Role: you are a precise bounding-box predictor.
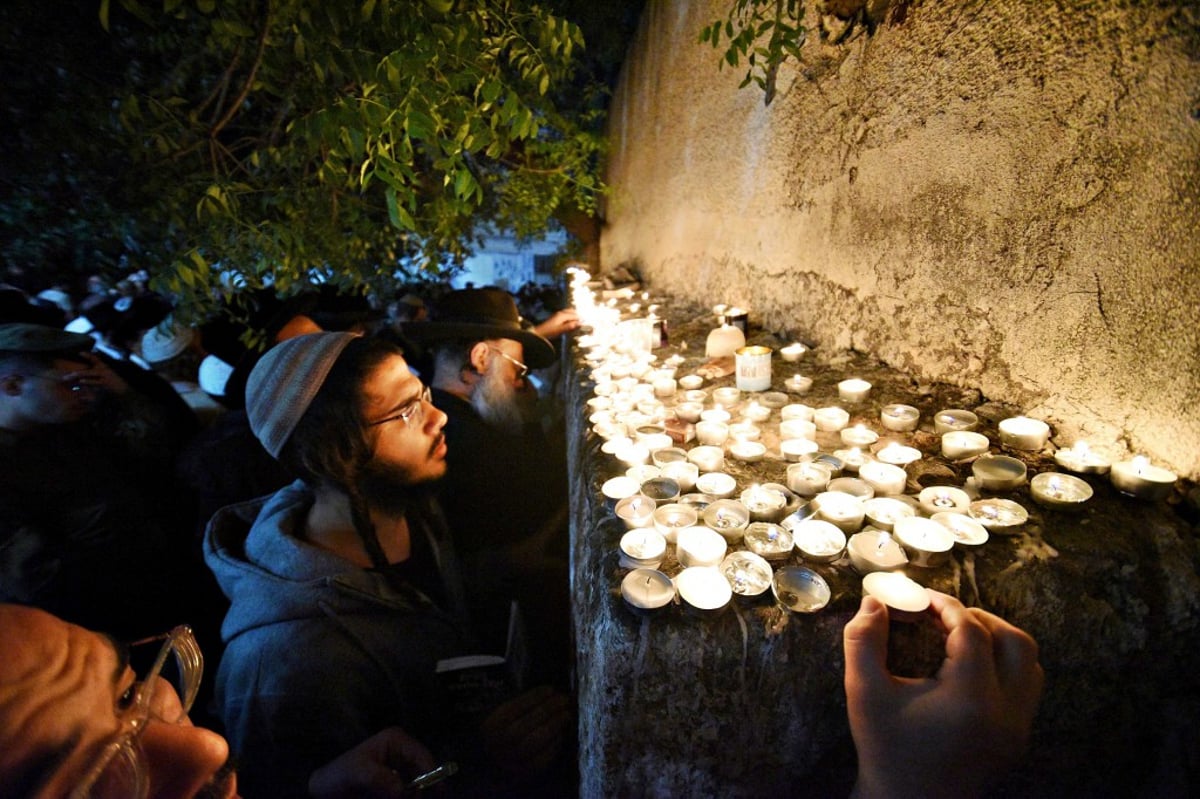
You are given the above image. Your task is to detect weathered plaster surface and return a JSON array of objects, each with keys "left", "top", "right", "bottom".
[{"left": 601, "top": 0, "right": 1200, "bottom": 479}]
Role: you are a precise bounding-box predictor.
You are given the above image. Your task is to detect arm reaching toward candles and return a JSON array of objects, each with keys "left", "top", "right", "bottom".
[
  {"left": 534, "top": 308, "right": 581, "bottom": 338},
  {"left": 843, "top": 591, "right": 1044, "bottom": 799}
]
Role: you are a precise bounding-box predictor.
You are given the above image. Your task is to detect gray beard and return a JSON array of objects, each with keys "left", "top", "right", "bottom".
[{"left": 471, "top": 359, "right": 528, "bottom": 433}]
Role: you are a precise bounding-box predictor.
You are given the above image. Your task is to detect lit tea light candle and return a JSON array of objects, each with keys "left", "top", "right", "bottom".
[
  {"left": 618, "top": 528, "right": 667, "bottom": 569},
  {"left": 760, "top": 391, "right": 790, "bottom": 409},
  {"left": 787, "top": 461, "right": 834, "bottom": 496},
  {"left": 695, "top": 421, "right": 730, "bottom": 446},
  {"left": 675, "top": 566, "right": 732, "bottom": 614},
  {"left": 639, "top": 476, "right": 681, "bottom": 506},
  {"left": 780, "top": 342, "right": 808, "bottom": 361},
  {"left": 880, "top": 404, "right": 920, "bottom": 432},
  {"left": 587, "top": 396, "right": 613, "bottom": 413},
  {"left": 741, "top": 400, "right": 771, "bottom": 422},
  {"left": 786, "top": 374, "right": 813, "bottom": 393},
  {"left": 1110, "top": 455, "right": 1177, "bottom": 501},
  {"left": 624, "top": 464, "right": 661, "bottom": 485},
  {"left": 740, "top": 483, "right": 788, "bottom": 521},
  {"left": 861, "top": 572, "right": 931, "bottom": 614},
  {"left": 651, "top": 447, "right": 688, "bottom": 467},
  {"left": 729, "top": 440, "right": 767, "bottom": 463},
  {"left": 614, "top": 494, "right": 657, "bottom": 528},
  {"left": 615, "top": 442, "right": 651, "bottom": 468},
  {"left": 941, "top": 430, "right": 990, "bottom": 460},
  {"left": 838, "top": 378, "right": 872, "bottom": 403},
  {"left": 917, "top": 486, "right": 971, "bottom": 516},
  {"left": 676, "top": 527, "right": 728, "bottom": 569},
  {"left": 930, "top": 511, "right": 989, "bottom": 548},
  {"left": 699, "top": 407, "right": 732, "bottom": 424},
  {"left": 1053, "top": 440, "right": 1112, "bottom": 475},
  {"left": 674, "top": 401, "right": 704, "bottom": 423},
  {"left": 971, "top": 455, "right": 1027, "bottom": 491},
  {"left": 652, "top": 503, "right": 699, "bottom": 544},
  {"left": 683, "top": 389, "right": 708, "bottom": 404},
  {"left": 687, "top": 445, "right": 726, "bottom": 473},
  {"left": 791, "top": 519, "right": 847, "bottom": 563},
  {"left": 743, "top": 522, "right": 795, "bottom": 561},
  {"left": 813, "top": 406, "right": 851, "bottom": 432},
  {"left": 846, "top": 529, "right": 908, "bottom": 574},
  {"left": 728, "top": 421, "right": 762, "bottom": 441},
  {"left": 772, "top": 566, "right": 832, "bottom": 613},
  {"left": 780, "top": 437, "right": 820, "bottom": 462},
  {"left": 967, "top": 498, "right": 1029, "bottom": 531},
  {"left": 875, "top": 441, "right": 922, "bottom": 467},
  {"left": 862, "top": 497, "right": 916, "bottom": 532},
  {"left": 893, "top": 517, "right": 955, "bottom": 568},
  {"left": 694, "top": 471, "right": 737, "bottom": 499},
  {"left": 832, "top": 447, "right": 871, "bottom": 474},
  {"left": 720, "top": 551, "right": 773, "bottom": 598},
  {"left": 997, "top": 415, "right": 1051, "bottom": 451},
  {"left": 779, "top": 418, "right": 817, "bottom": 441},
  {"left": 1030, "top": 471, "right": 1094, "bottom": 511},
  {"left": 812, "top": 491, "right": 866, "bottom": 534},
  {"left": 601, "top": 476, "right": 641, "bottom": 506},
  {"left": 780, "top": 403, "right": 815, "bottom": 421},
  {"left": 621, "top": 568, "right": 675, "bottom": 614},
  {"left": 933, "top": 408, "right": 979, "bottom": 433},
  {"left": 702, "top": 499, "right": 751, "bottom": 543},
  {"left": 859, "top": 461, "right": 908, "bottom": 496},
  {"left": 660, "top": 461, "right": 699, "bottom": 493},
  {"left": 678, "top": 374, "right": 704, "bottom": 390},
  {"left": 840, "top": 424, "right": 880, "bottom": 448},
  {"left": 652, "top": 376, "right": 677, "bottom": 398}
]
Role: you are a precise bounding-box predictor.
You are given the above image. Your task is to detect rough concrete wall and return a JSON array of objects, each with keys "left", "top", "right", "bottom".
[{"left": 600, "top": 0, "right": 1200, "bottom": 480}]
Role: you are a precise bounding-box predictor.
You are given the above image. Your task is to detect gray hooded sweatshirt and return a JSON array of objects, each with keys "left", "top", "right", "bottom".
[{"left": 204, "top": 480, "right": 472, "bottom": 797}]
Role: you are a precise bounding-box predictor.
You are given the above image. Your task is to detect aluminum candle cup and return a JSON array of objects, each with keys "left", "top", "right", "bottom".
[
  {"left": 862, "top": 572, "right": 931, "bottom": 615},
  {"left": 968, "top": 498, "right": 1029, "bottom": 532},
  {"left": 880, "top": 404, "right": 920, "bottom": 432},
  {"left": 846, "top": 529, "right": 909, "bottom": 574},
  {"left": 743, "top": 522, "right": 795, "bottom": 562},
  {"left": 687, "top": 445, "right": 726, "bottom": 473},
  {"left": 614, "top": 494, "right": 657, "bottom": 529},
  {"left": 618, "top": 529, "right": 667, "bottom": 569},
  {"left": 702, "top": 499, "right": 751, "bottom": 543},
  {"left": 1110, "top": 456, "right": 1177, "bottom": 500},
  {"left": 840, "top": 424, "right": 879, "bottom": 448},
  {"left": 941, "top": 431, "right": 990, "bottom": 460},
  {"left": 652, "top": 503, "right": 698, "bottom": 544},
  {"left": 660, "top": 461, "right": 699, "bottom": 493},
  {"left": 1030, "top": 472, "right": 1094, "bottom": 511},
  {"left": 651, "top": 447, "right": 688, "bottom": 468},
  {"left": 678, "top": 374, "right": 704, "bottom": 390},
  {"left": 780, "top": 419, "right": 818, "bottom": 441},
  {"left": 972, "top": 455, "right": 1027, "bottom": 491},
  {"left": 786, "top": 374, "right": 814, "bottom": 394},
  {"left": 912, "top": 483, "right": 968, "bottom": 514},
  {"left": 639, "top": 477, "right": 681, "bottom": 506},
  {"left": 874, "top": 442, "right": 922, "bottom": 467},
  {"left": 728, "top": 421, "right": 762, "bottom": 441},
  {"left": 832, "top": 447, "right": 871, "bottom": 474},
  {"left": 998, "top": 416, "right": 1051, "bottom": 451},
  {"left": 621, "top": 568, "right": 675, "bottom": 615},
  {"left": 813, "top": 406, "right": 851, "bottom": 432},
  {"left": 729, "top": 440, "right": 767, "bottom": 463},
  {"left": 931, "top": 512, "right": 989, "bottom": 548},
  {"left": 934, "top": 409, "right": 979, "bottom": 434},
  {"left": 694, "top": 471, "right": 737, "bottom": 499},
  {"left": 674, "top": 401, "right": 704, "bottom": 423},
  {"left": 712, "top": 386, "right": 742, "bottom": 407},
  {"left": 787, "top": 461, "right": 834, "bottom": 496},
  {"left": 695, "top": 421, "right": 730, "bottom": 446},
  {"left": 602, "top": 476, "right": 641, "bottom": 508},
  {"left": 676, "top": 527, "right": 728, "bottom": 569},
  {"left": 812, "top": 491, "right": 866, "bottom": 534},
  {"left": 862, "top": 497, "right": 917, "bottom": 532},
  {"left": 741, "top": 401, "right": 772, "bottom": 422},
  {"left": 1054, "top": 441, "right": 1112, "bottom": 475},
  {"left": 780, "top": 404, "right": 815, "bottom": 422},
  {"left": 720, "top": 551, "right": 774, "bottom": 600},
  {"left": 675, "top": 566, "right": 733, "bottom": 616},
  {"left": 760, "top": 391, "right": 790, "bottom": 409},
  {"left": 740, "top": 484, "right": 789, "bottom": 522},
  {"left": 780, "top": 342, "right": 808, "bottom": 362},
  {"left": 699, "top": 407, "right": 732, "bottom": 424},
  {"left": 780, "top": 437, "right": 820, "bottom": 462},
  {"left": 893, "top": 517, "right": 955, "bottom": 568},
  {"left": 859, "top": 461, "right": 908, "bottom": 496},
  {"left": 827, "top": 477, "right": 875, "bottom": 499},
  {"left": 773, "top": 566, "right": 832, "bottom": 613},
  {"left": 837, "top": 378, "right": 872, "bottom": 403},
  {"left": 791, "top": 519, "right": 848, "bottom": 563}
]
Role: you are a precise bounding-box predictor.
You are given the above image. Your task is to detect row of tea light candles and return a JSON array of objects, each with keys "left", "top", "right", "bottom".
[{"left": 568, "top": 269, "right": 1181, "bottom": 613}]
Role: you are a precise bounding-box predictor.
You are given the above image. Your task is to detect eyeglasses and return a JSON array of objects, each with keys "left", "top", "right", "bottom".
[
  {"left": 488, "top": 347, "right": 528, "bottom": 379},
  {"left": 368, "top": 383, "right": 432, "bottom": 428},
  {"left": 70, "top": 626, "right": 204, "bottom": 799}
]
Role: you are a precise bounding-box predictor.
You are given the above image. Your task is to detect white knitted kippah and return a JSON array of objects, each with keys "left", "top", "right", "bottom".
[{"left": 246, "top": 331, "right": 361, "bottom": 458}]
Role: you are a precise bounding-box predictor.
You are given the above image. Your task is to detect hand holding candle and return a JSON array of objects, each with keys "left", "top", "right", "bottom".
[{"left": 843, "top": 591, "right": 1044, "bottom": 799}]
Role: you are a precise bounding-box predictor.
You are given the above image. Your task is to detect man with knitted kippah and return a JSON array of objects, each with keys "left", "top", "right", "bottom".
[{"left": 203, "top": 332, "right": 572, "bottom": 797}]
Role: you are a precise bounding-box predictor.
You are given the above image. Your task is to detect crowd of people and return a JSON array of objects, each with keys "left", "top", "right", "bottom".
[{"left": 0, "top": 273, "right": 1044, "bottom": 798}]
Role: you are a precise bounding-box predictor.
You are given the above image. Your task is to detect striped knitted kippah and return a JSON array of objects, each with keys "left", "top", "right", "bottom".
[{"left": 245, "top": 331, "right": 360, "bottom": 458}]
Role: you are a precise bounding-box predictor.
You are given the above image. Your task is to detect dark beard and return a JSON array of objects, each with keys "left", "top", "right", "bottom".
[{"left": 358, "top": 461, "right": 439, "bottom": 518}]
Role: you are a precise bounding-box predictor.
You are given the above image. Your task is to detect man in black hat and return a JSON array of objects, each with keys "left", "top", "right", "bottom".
[{"left": 403, "top": 287, "right": 575, "bottom": 686}]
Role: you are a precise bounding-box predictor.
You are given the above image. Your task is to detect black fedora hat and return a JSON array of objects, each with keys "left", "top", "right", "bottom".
[{"left": 402, "top": 287, "right": 555, "bottom": 368}]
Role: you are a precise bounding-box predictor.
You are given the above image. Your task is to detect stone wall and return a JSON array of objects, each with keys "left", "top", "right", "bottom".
[{"left": 599, "top": 0, "right": 1200, "bottom": 480}]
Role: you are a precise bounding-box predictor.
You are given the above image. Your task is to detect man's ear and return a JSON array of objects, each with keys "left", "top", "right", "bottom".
[{"left": 467, "top": 341, "right": 491, "bottom": 375}]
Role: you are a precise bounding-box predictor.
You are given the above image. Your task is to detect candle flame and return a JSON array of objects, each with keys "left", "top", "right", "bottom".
[{"left": 1132, "top": 455, "right": 1149, "bottom": 474}]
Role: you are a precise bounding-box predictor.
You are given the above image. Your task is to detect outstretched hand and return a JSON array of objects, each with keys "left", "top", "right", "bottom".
[
  {"left": 843, "top": 590, "right": 1043, "bottom": 799},
  {"left": 307, "top": 727, "right": 437, "bottom": 798},
  {"left": 533, "top": 309, "right": 581, "bottom": 339}
]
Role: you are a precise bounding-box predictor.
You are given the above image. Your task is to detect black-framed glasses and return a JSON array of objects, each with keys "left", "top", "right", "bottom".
[
  {"left": 70, "top": 626, "right": 204, "bottom": 799},
  {"left": 488, "top": 347, "right": 528, "bottom": 378},
  {"left": 368, "top": 383, "right": 432, "bottom": 428}
]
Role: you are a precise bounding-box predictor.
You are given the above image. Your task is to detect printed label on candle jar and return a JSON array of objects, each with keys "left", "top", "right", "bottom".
[{"left": 735, "top": 346, "right": 772, "bottom": 392}]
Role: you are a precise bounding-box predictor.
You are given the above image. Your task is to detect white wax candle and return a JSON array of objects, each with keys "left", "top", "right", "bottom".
[
  {"left": 934, "top": 409, "right": 979, "bottom": 433},
  {"left": 1030, "top": 471, "right": 1093, "bottom": 511},
  {"left": 674, "top": 401, "right": 704, "bottom": 423},
  {"left": 675, "top": 566, "right": 733, "bottom": 611},
  {"left": 741, "top": 401, "right": 771, "bottom": 422},
  {"left": 728, "top": 421, "right": 762, "bottom": 441},
  {"left": 621, "top": 568, "right": 675, "bottom": 612},
  {"left": 813, "top": 406, "right": 851, "bottom": 432},
  {"left": 652, "top": 377, "right": 677, "bottom": 398},
  {"left": 875, "top": 441, "right": 922, "bottom": 466},
  {"left": 812, "top": 491, "right": 866, "bottom": 534},
  {"left": 917, "top": 485, "right": 971, "bottom": 516},
  {"left": 660, "top": 461, "right": 699, "bottom": 493},
  {"left": 619, "top": 528, "right": 667, "bottom": 563},
  {"left": 699, "top": 407, "right": 732, "bottom": 424},
  {"left": 686, "top": 445, "right": 726, "bottom": 473},
  {"left": 780, "top": 403, "right": 815, "bottom": 421},
  {"left": 780, "top": 342, "right": 808, "bottom": 361},
  {"left": 840, "top": 424, "right": 880, "bottom": 448},
  {"left": 694, "top": 471, "right": 737, "bottom": 498},
  {"left": 1053, "top": 441, "right": 1112, "bottom": 475},
  {"left": 780, "top": 437, "right": 820, "bottom": 462},
  {"left": 614, "top": 494, "right": 657, "bottom": 528},
  {"left": 652, "top": 503, "right": 698, "bottom": 543},
  {"left": 862, "top": 572, "right": 931, "bottom": 613},
  {"left": 862, "top": 497, "right": 916, "bottom": 532},
  {"left": 729, "top": 440, "right": 767, "bottom": 462},
  {"left": 712, "top": 386, "right": 742, "bottom": 407},
  {"left": 780, "top": 418, "right": 817, "bottom": 440},
  {"left": 998, "top": 416, "right": 1051, "bottom": 451},
  {"left": 740, "top": 484, "right": 787, "bottom": 519},
  {"left": 931, "top": 511, "right": 989, "bottom": 547},
  {"left": 1110, "top": 456, "right": 1177, "bottom": 500},
  {"left": 832, "top": 447, "right": 871, "bottom": 474},
  {"left": 678, "top": 374, "right": 704, "bottom": 390},
  {"left": 676, "top": 527, "right": 728, "bottom": 569},
  {"left": 702, "top": 499, "right": 751, "bottom": 542},
  {"left": 893, "top": 517, "right": 955, "bottom": 568},
  {"left": 941, "top": 431, "right": 990, "bottom": 460},
  {"left": 787, "top": 461, "right": 833, "bottom": 496},
  {"left": 695, "top": 421, "right": 730, "bottom": 446},
  {"left": 838, "top": 378, "right": 872, "bottom": 403},
  {"left": 602, "top": 476, "right": 640, "bottom": 504},
  {"left": 859, "top": 461, "right": 907, "bottom": 495},
  {"left": 880, "top": 404, "right": 920, "bottom": 432},
  {"left": 846, "top": 530, "right": 908, "bottom": 574},
  {"left": 786, "top": 374, "right": 813, "bottom": 394},
  {"left": 791, "top": 519, "right": 847, "bottom": 563}
]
